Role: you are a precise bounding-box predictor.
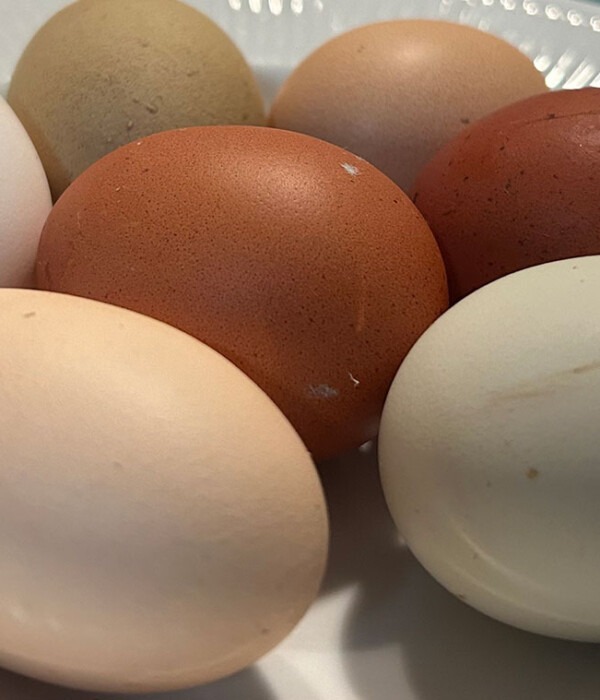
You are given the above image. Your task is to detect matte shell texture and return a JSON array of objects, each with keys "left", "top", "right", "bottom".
[
  {"left": 36, "top": 126, "right": 448, "bottom": 461},
  {"left": 0, "top": 96, "right": 51, "bottom": 287},
  {"left": 379, "top": 256, "right": 600, "bottom": 642},
  {"left": 7, "top": 0, "right": 265, "bottom": 200},
  {"left": 270, "top": 20, "right": 547, "bottom": 192},
  {"left": 413, "top": 87, "right": 600, "bottom": 302},
  {"left": 0, "top": 289, "right": 328, "bottom": 693}
]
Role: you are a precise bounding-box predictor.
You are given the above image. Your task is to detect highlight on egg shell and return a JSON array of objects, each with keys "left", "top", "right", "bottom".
[
  {"left": 412, "top": 87, "right": 600, "bottom": 303},
  {"left": 7, "top": 0, "right": 266, "bottom": 200},
  {"left": 379, "top": 256, "right": 600, "bottom": 642},
  {"left": 0, "top": 95, "right": 51, "bottom": 287},
  {"left": 270, "top": 19, "right": 547, "bottom": 193},
  {"left": 36, "top": 124, "right": 448, "bottom": 461},
  {"left": 0, "top": 288, "right": 328, "bottom": 693}
]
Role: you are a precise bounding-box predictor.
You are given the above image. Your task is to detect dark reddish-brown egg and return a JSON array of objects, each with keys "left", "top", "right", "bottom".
[
  {"left": 36, "top": 126, "right": 448, "bottom": 460},
  {"left": 412, "top": 87, "right": 600, "bottom": 303}
]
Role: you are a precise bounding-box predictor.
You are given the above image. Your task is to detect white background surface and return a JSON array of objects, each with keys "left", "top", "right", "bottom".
[{"left": 0, "top": 1, "right": 599, "bottom": 698}]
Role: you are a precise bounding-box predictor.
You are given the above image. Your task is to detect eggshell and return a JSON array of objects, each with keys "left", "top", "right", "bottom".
[
  {"left": 0, "top": 95, "right": 51, "bottom": 287},
  {"left": 412, "top": 87, "right": 600, "bottom": 302},
  {"left": 36, "top": 125, "right": 448, "bottom": 461},
  {"left": 8, "top": 0, "right": 265, "bottom": 200},
  {"left": 0, "top": 289, "right": 328, "bottom": 693},
  {"left": 379, "top": 256, "right": 600, "bottom": 642},
  {"left": 270, "top": 20, "right": 547, "bottom": 192}
]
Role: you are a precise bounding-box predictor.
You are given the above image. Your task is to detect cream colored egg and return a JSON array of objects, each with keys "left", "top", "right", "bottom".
[
  {"left": 379, "top": 256, "right": 600, "bottom": 641},
  {"left": 0, "top": 96, "right": 51, "bottom": 286},
  {"left": 0, "top": 289, "right": 327, "bottom": 693},
  {"left": 270, "top": 20, "right": 547, "bottom": 192}
]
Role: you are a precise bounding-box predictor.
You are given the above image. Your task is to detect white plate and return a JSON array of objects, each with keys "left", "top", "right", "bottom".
[{"left": 1, "top": 1, "right": 599, "bottom": 699}]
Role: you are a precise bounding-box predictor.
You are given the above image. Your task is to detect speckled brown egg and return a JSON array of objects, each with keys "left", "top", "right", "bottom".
[
  {"left": 36, "top": 126, "right": 448, "bottom": 461},
  {"left": 8, "top": 0, "right": 265, "bottom": 200},
  {"left": 270, "top": 20, "right": 547, "bottom": 193},
  {"left": 412, "top": 88, "right": 600, "bottom": 302}
]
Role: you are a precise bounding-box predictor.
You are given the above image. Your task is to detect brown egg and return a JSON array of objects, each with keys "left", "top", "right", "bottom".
[
  {"left": 36, "top": 126, "right": 448, "bottom": 461},
  {"left": 8, "top": 0, "right": 265, "bottom": 200},
  {"left": 412, "top": 88, "right": 600, "bottom": 302},
  {"left": 270, "top": 20, "right": 547, "bottom": 193}
]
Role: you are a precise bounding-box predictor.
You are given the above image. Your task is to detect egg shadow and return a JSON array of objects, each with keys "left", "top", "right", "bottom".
[
  {"left": 317, "top": 443, "right": 404, "bottom": 596},
  {"left": 0, "top": 665, "right": 276, "bottom": 700},
  {"left": 326, "top": 452, "right": 600, "bottom": 700}
]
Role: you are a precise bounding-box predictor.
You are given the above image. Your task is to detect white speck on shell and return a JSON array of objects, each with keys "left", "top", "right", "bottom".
[
  {"left": 341, "top": 162, "right": 360, "bottom": 176},
  {"left": 308, "top": 384, "right": 339, "bottom": 399}
]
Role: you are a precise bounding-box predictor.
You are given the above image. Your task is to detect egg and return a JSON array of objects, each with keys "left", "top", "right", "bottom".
[
  {"left": 412, "top": 87, "right": 600, "bottom": 302},
  {"left": 0, "top": 289, "right": 328, "bottom": 693},
  {"left": 379, "top": 256, "right": 600, "bottom": 641},
  {"left": 36, "top": 125, "right": 448, "bottom": 461},
  {"left": 7, "top": 0, "right": 265, "bottom": 200},
  {"left": 0, "top": 95, "right": 51, "bottom": 287},
  {"left": 269, "top": 20, "right": 547, "bottom": 192}
]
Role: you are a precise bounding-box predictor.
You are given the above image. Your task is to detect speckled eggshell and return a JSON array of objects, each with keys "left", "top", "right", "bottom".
[
  {"left": 270, "top": 20, "right": 547, "bottom": 192},
  {"left": 36, "top": 125, "right": 448, "bottom": 461},
  {"left": 0, "top": 288, "right": 328, "bottom": 693},
  {"left": 412, "top": 88, "right": 600, "bottom": 302},
  {"left": 0, "top": 96, "right": 51, "bottom": 287},
  {"left": 8, "top": 0, "right": 265, "bottom": 200}
]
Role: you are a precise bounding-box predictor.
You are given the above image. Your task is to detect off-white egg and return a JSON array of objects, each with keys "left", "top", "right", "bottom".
[
  {"left": 0, "top": 289, "right": 328, "bottom": 693},
  {"left": 0, "top": 96, "right": 51, "bottom": 286},
  {"left": 379, "top": 256, "right": 600, "bottom": 641}
]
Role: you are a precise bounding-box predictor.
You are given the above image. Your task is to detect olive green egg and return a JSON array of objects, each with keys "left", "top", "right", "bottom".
[{"left": 8, "top": 0, "right": 266, "bottom": 200}]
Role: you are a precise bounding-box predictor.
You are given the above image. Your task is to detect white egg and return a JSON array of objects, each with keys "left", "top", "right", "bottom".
[
  {"left": 0, "top": 289, "right": 328, "bottom": 693},
  {"left": 0, "top": 96, "right": 51, "bottom": 286},
  {"left": 379, "top": 256, "right": 600, "bottom": 641}
]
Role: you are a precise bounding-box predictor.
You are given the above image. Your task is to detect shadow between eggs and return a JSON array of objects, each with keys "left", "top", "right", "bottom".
[
  {"left": 317, "top": 442, "right": 403, "bottom": 596},
  {"left": 319, "top": 445, "right": 600, "bottom": 700}
]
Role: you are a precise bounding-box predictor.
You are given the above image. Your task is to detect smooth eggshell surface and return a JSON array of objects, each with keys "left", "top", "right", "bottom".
[
  {"left": 379, "top": 256, "right": 600, "bottom": 642},
  {"left": 270, "top": 20, "right": 547, "bottom": 192},
  {"left": 36, "top": 125, "right": 448, "bottom": 461},
  {"left": 8, "top": 0, "right": 265, "bottom": 200},
  {"left": 0, "top": 95, "right": 51, "bottom": 286},
  {"left": 412, "top": 87, "right": 600, "bottom": 302},
  {"left": 0, "top": 289, "right": 328, "bottom": 693}
]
